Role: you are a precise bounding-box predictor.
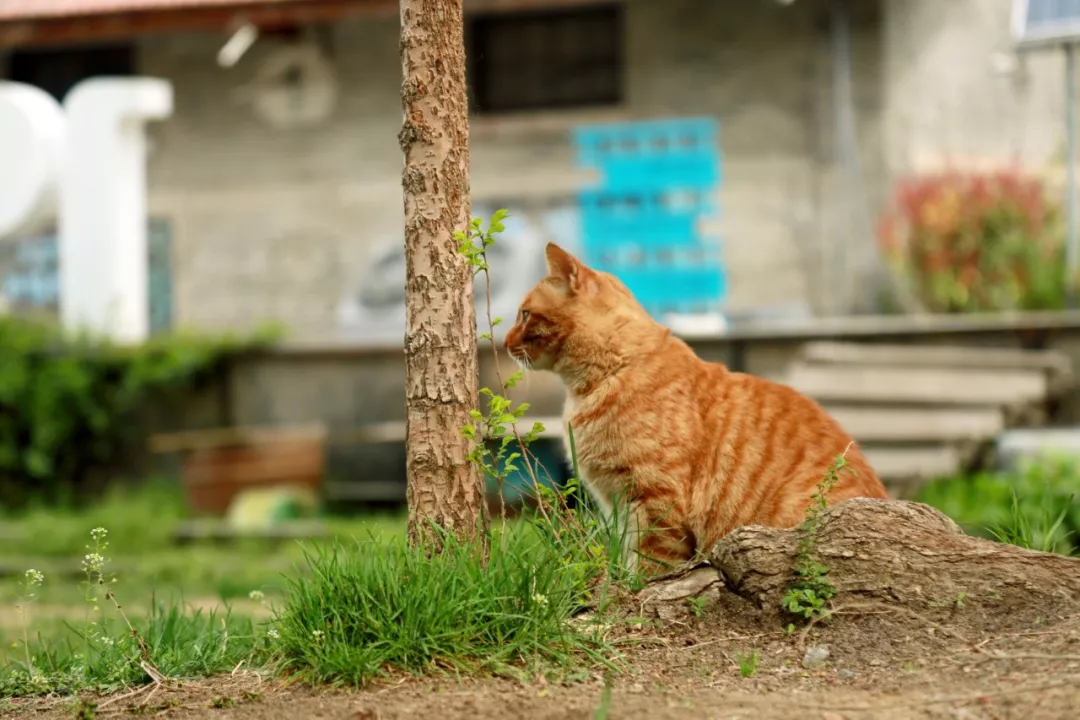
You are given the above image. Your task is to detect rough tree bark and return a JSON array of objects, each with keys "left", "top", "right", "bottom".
[
  {"left": 398, "top": 0, "right": 486, "bottom": 551},
  {"left": 707, "top": 499, "right": 1080, "bottom": 611},
  {"left": 637, "top": 499, "right": 1080, "bottom": 631}
]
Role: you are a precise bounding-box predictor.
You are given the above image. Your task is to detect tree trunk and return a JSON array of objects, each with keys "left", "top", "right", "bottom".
[
  {"left": 709, "top": 499, "right": 1080, "bottom": 612},
  {"left": 398, "top": 0, "right": 486, "bottom": 551},
  {"left": 635, "top": 500, "right": 1080, "bottom": 637}
]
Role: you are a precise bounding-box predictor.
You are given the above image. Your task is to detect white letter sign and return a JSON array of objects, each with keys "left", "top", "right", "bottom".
[{"left": 0, "top": 77, "right": 173, "bottom": 343}]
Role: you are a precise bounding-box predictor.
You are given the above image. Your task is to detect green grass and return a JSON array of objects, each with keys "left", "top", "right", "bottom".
[
  {"left": 271, "top": 475, "right": 637, "bottom": 687},
  {"left": 987, "top": 487, "right": 1075, "bottom": 554},
  {"left": 0, "top": 480, "right": 407, "bottom": 694},
  {"left": 1, "top": 519, "right": 271, "bottom": 696},
  {"left": 915, "top": 455, "right": 1079, "bottom": 556},
  {"left": 1, "top": 479, "right": 404, "bottom": 559},
  {"left": 1, "top": 602, "right": 266, "bottom": 696},
  {"left": 271, "top": 524, "right": 618, "bottom": 686},
  {"left": 1, "top": 475, "right": 635, "bottom": 696},
  {"left": 593, "top": 675, "right": 613, "bottom": 719},
  {"left": 2, "top": 525, "right": 403, "bottom": 608},
  {"left": 0, "top": 479, "right": 404, "bottom": 611},
  {"left": 2, "top": 480, "right": 190, "bottom": 558}
]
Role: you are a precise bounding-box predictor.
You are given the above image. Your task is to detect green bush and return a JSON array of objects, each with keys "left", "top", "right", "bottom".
[
  {"left": 0, "top": 315, "right": 281, "bottom": 507},
  {"left": 878, "top": 170, "right": 1071, "bottom": 313}
]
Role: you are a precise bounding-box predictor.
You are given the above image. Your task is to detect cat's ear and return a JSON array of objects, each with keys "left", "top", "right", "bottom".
[
  {"left": 545, "top": 243, "right": 597, "bottom": 294},
  {"left": 545, "top": 242, "right": 579, "bottom": 281}
]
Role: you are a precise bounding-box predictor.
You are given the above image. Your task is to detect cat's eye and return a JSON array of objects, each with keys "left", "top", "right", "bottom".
[{"left": 520, "top": 309, "right": 531, "bottom": 322}]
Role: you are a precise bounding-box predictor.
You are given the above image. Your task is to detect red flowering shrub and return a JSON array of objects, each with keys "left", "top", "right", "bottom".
[{"left": 878, "top": 169, "right": 1068, "bottom": 313}]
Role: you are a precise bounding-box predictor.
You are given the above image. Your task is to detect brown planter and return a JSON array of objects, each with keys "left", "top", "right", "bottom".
[{"left": 153, "top": 424, "right": 328, "bottom": 517}]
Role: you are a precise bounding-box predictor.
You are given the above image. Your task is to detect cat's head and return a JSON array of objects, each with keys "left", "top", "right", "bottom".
[{"left": 503, "top": 243, "right": 653, "bottom": 372}]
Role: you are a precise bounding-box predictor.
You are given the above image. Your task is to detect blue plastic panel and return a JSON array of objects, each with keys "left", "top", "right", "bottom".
[
  {"left": 573, "top": 116, "right": 728, "bottom": 318},
  {"left": 573, "top": 117, "right": 722, "bottom": 192},
  {"left": 578, "top": 188, "right": 719, "bottom": 252}
]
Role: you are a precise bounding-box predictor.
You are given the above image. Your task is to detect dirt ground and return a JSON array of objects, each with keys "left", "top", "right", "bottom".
[{"left": 8, "top": 583, "right": 1080, "bottom": 720}]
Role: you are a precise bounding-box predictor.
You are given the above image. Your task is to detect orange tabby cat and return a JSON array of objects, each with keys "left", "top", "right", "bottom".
[{"left": 503, "top": 243, "right": 889, "bottom": 574}]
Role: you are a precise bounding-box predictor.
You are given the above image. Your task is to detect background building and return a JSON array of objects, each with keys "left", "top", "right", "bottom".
[{"left": 0, "top": 0, "right": 1071, "bottom": 339}]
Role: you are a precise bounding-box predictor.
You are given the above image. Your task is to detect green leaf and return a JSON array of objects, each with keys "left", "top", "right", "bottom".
[{"left": 490, "top": 208, "right": 509, "bottom": 234}]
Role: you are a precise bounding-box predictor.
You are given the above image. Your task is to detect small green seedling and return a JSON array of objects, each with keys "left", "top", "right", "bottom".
[
  {"left": 780, "top": 450, "right": 851, "bottom": 622},
  {"left": 686, "top": 596, "right": 708, "bottom": 618},
  {"left": 736, "top": 650, "right": 760, "bottom": 678}
]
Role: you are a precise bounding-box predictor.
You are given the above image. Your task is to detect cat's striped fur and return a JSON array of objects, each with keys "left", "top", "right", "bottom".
[{"left": 503, "top": 243, "right": 889, "bottom": 574}]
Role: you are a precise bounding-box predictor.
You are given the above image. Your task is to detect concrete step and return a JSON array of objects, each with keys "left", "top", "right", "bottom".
[
  {"left": 783, "top": 364, "right": 1048, "bottom": 407},
  {"left": 862, "top": 444, "right": 963, "bottom": 482},
  {"left": 798, "top": 341, "right": 1073, "bottom": 394},
  {"left": 824, "top": 405, "right": 1005, "bottom": 443}
]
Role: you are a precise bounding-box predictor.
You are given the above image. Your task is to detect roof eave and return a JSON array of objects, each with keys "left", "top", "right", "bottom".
[{"left": 0, "top": 0, "right": 393, "bottom": 50}]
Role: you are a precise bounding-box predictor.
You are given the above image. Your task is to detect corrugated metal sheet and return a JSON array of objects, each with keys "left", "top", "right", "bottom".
[{"left": 0, "top": 1, "right": 292, "bottom": 23}]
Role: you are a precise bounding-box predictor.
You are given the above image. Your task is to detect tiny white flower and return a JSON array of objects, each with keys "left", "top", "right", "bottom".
[
  {"left": 312, "top": 630, "right": 325, "bottom": 643},
  {"left": 267, "top": 628, "right": 280, "bottom": 640},
  {"left": 91, "top": 527, "right": 108, "bottom": 541},
  {"left": 82, "top": 552, "right": 106, "bottom": 573},
  {"left": 24, "top": 569, "right": 44, "bottom": 586},
  {"left": 248, "top": 590, "right": 265, "bottom": 602},
  {"left": 532, "top": 593, "right": 548, "bottom": 607}
]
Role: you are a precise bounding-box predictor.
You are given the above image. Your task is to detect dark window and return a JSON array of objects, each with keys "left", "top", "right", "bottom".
[
  {"left": 7, "top": 43, "right": 135, "bottom": 102},
  {"left": 466, "top": 4, "right": 623, "bottom": 115}
]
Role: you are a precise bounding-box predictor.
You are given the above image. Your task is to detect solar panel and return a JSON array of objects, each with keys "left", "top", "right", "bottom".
[{"left": 1013, "top": 0, "right": 1080, "bottom": 48}]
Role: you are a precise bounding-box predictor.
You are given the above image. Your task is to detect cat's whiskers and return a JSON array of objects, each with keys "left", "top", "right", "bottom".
[
  {"left": 509, "top": 351, "right": 536, "bottom": 389},
  {"left": 521, "top": 354, "right": 535, "bottom": 389}
]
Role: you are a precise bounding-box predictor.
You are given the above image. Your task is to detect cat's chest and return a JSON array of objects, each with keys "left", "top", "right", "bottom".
[{"left": 560, "top": 396, "right": 632, "bottom": 494}]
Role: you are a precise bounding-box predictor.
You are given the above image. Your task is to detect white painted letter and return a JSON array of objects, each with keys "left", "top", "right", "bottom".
[
  {"left": 60, "top": 77, "right": 173, "bottom": 342},
  {"left": 0, "top": 82, "right": 65, "bottom": 239}
]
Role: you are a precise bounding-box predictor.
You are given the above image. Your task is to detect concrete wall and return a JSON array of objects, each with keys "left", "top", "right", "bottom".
[
  {"left": 135, "top": 0, "right": 885, "bottom": 338},
  {"left": 882, "top": 0, "right": 1071, "bottom": 177}
]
